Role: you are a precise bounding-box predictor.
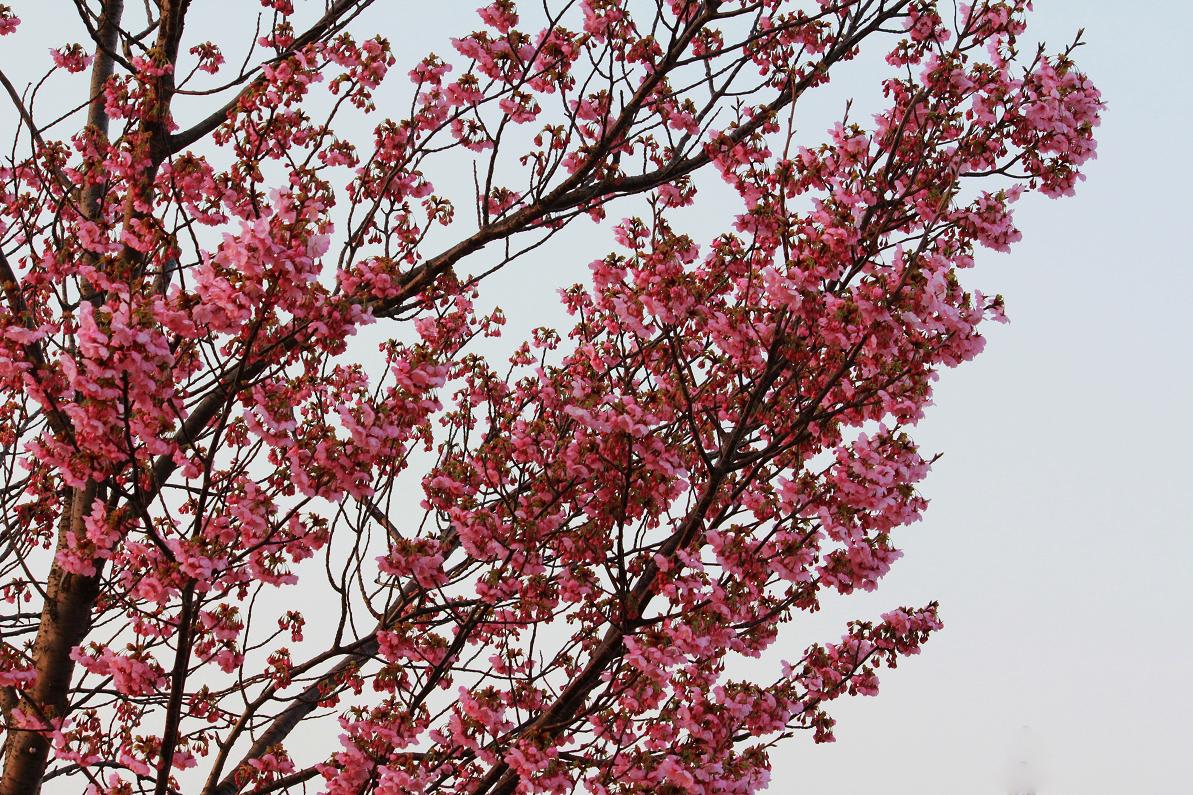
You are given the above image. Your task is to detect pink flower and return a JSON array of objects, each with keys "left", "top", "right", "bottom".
[
  {"left": 50, "top": 44, "right": 93, "bottom": 73},
  {"left": 0, "top": 6, "right": 18, "bottom": 35}
]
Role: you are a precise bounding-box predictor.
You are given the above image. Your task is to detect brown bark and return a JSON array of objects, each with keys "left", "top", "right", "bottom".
[
  {"left": 0, "top": 485, "right": 100, "bottom": 795},
  {"left": 0, "top": 1, "right": 124, "bottom": 790}
]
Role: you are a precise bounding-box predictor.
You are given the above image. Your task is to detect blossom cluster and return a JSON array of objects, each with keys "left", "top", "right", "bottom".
[{"left": 0, "top": 1, "right": 1099, "bottom": 793}]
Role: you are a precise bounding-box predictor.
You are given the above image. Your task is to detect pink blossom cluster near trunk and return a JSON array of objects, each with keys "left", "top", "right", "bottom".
[{"left": 0, "top": 1, "right": 1099, "bottom": 793}]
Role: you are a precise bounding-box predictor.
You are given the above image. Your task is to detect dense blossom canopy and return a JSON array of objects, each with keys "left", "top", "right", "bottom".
[{"left": 0, "top": 1, "right": 1099, "bottom": 793}]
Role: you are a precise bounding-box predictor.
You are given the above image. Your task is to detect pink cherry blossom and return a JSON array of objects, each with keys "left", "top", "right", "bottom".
[{"left": 0, "top": 2, "right": 1100, "bottom": 793}]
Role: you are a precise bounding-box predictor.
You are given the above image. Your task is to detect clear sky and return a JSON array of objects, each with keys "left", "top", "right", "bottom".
[{"left": 3, "top": 2, "right": 1190, "bottom": 793}]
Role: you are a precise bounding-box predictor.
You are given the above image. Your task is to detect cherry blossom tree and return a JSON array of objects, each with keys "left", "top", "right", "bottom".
[{"left": 0, "top": 0, "right": 1100, "bottom": 792}]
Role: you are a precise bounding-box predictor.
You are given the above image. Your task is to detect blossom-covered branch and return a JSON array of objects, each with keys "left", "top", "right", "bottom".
[{"left": 0, "top": 1, "right": 1100, "bottom": 793}]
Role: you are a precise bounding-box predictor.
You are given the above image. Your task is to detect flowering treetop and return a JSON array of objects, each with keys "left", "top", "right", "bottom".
[{"left": 0, "top": 1, "right": 1099, "bottom": 793}]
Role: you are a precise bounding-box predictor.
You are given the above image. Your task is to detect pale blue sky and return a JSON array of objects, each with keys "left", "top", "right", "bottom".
[{"left": 3, "top": 2, "right": 1190, "bottom": 793}]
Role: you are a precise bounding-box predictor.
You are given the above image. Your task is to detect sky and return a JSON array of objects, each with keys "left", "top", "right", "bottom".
[{"left": 3, "top": 1, "right": 1191, "bottom": 793}]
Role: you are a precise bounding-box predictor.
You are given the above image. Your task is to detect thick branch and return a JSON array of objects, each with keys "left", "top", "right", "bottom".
[
  {"left": 80, "top": 0, "right": 125, "bottom": 220},
  {"left": 0, "top": 485, "right": 101, "bottom": 795}
]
